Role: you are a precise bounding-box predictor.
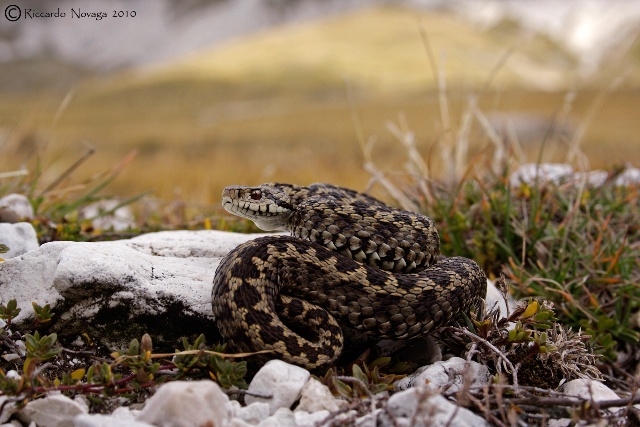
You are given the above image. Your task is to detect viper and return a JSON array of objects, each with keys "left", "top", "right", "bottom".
[{"left": 212, "top": 183, "right": 487, "bottom": 369}]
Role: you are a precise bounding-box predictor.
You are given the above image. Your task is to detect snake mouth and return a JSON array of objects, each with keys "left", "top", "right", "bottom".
[
  {"left": 222, "top": 196, "right": 286, "bottom": 217},
  {"left": 221, "top": 185, "right": 294, "bottom": 231}
]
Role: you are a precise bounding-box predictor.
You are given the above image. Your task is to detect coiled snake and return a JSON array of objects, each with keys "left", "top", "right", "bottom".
[{"left": 212, "top": 183, "right": 487, "bottom": 369}]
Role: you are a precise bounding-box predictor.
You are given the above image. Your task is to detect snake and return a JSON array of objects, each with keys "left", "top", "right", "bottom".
[{"left": 212, "top": 183, "right": 487, "bottom": 369}]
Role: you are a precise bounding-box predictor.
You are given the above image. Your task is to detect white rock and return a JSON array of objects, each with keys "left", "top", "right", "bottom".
[
  {"left": 80, "top": 200, "right": 135, "bottom": 232},
  {"left": 293, "top": 410, "right": 330, "bottom": 427},
  {"left": 295, "top": 378, "right": 343, "bottom": 413},
  {"left": 0, "top": 396, "right": 18, "bottom": 424},
  {"left": 546, "top": 420, "right": 571, "bottom": 427},
  {"left": 234, "top": 401, "right": 270, "bottom": 424},
  {"left": 259, "top": 408, "right": 296, "bottom": 427},
  {"left": 560, "top": 379, "right": 624, "bottom": 413},
  {"left": 573, "top": 170, "right": 609, "bottom": 187},
  {"left": 74, "top": 413, "right": 153, "bottom": 427},
  {"left": 485, "top": 279, "right": 517, "bottom": 319},
  {"left": 0, "top": 230, "right": 270, "bottom": 347},
  {"left": 137, "top": 380, "right": 232, "bottom": 427},
  {"left": 387, "top": 388, "right": 489, "bottom": 427},
  {"left": 245, "top": 360, "right": 311, "bottom": 415},
  {"left": 0, "top": 194, "right": 34, "bottom": 219},
  {"left": 394, "top": 357, "right": 491, "bottom": 393},
  {"left": 511, "top": 164, "right": 640, "bottom": 188},
  {"left": 614, "top": 167, "right": 640, "bottom": 186},
  {"left": 0, "top": 223, "right": 39, "bottom": 259},
  {"left": 510, "top": 163, "right": 574, "bottom": 187},
  {"left": 74, "top": 405, "right": 144, "bottom": 427},
  {"left": 560, "top": 379, "right": 620, "bottom": 401},
  {"left": 228, "top": 419, "right": 253, "bottom": 427},
  {"left": 20, "top": 394, "right": 88, "bottom": 427}
]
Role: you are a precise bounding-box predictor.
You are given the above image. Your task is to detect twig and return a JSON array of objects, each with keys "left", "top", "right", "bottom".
[
  {"left": 39, "top": 142, "right": 96, "bottom": 196},
  {"left": 446, "top": 327, "right": 519, "bottom": 388}
]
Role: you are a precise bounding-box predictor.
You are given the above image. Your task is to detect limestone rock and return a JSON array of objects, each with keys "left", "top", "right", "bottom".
[
  {"left": 20, "top": 393, "right": 88, "bottom": 427},
  {"left": 245, "top": 360, "right": 311, "bottom": 415},
  {"left": 394, "top": 357, "right": 491, "bottom": 393},
  {"left": 136, "top": 380, "right": 232, "bottom": 427},
  {"left": 386, "top": 388, "right": 490, "bottom": 427},
  {"left": 233, "top": 401, "right": 270, "bottom": 425},
  {"left": 80, "top": 200, "right": 136, "bottom": 232},
  {"left": 485, "top": 278, "right": 516, "bottom": 318},
  {"left": 0, "top": 222, "right": 39, "bottom": 259},
  {"left": 259, "top": 408, "right": 296, "bottom": 427},
  {"left": 295, "top": 378, "right": 344, "bottom": 413},
  {"left": 0, "top": 194, "right": 34, "bottom": 220},
  {"left": 0, "top": 230, "right": 269, "bottom": 349}
]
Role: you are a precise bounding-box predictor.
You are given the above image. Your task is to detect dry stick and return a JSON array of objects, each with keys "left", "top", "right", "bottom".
[
  {"left": 0, "top": 170, "right": 28, "bottom": 180},
  {"left": 506, "top": 394, "right": 640, "bottom": 411},
  {"left": 52, "top": 90, "right": 75, "bottom": 128},
  {"left": 481, "top": 46, "right": 515, "bottom": 92},
  {"left": 465, "top": 391, "right": 507, "bottom": 427},
  {"left": 343, "top": 78, "right": 413, "bottom": 209},
  {"left": 334, "top": 376, "right": 378, "bottom": 427},
  {"left": 416, "top": 18, "right": 457, "bottom": 181},
  {"left": 447, "top": 327, "right": 519, "bottom": 388},
  {"left": 567, "top": 76, "right": 622, "bottom": 165},
  {"left": 39, "top": 142, "right": 96, "bottom": 196},
  {"left": 416, "top": 16, "right": 449, "bottom": 128}
]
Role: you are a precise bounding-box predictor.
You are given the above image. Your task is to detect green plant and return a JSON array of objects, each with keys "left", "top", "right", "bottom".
[{"left": 321, "top": 356, "right": 404, "bottom": 399}]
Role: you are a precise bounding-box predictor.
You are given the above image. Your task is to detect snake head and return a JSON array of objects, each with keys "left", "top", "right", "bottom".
[{"left": 222, "top": 184, "right": 295, "bottom": 231}]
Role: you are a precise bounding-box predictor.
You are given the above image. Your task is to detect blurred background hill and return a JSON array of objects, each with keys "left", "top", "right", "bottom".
[{"left": 0, "top": 0, "right": 639, "bottom": 204}]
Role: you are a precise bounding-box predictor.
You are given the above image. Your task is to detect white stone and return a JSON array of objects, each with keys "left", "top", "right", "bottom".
[
  {"left": 387, "top": 388, "right": 490, "bottom": 427},
  {"left": 394, "top": 357, "right": 491, "bottom": 393},
  {"left": 560, "top": 379, "right": 625, "bottom": 413},
  {"left": 511, "top": 164, "right": 640, "bottom": 188},
  {"left": 228, "top": 419, "right": 253, "bottom": 427},
  {"left": 485, "top": 279, "right": 517, "bottom": 319},
  {"left": 0, "top": 194, "right": 34, "bottom": 219},
  {"left": 614, "top": 167, "right": 640, "bottom": 186},
  {"left": 74, "top": 413, "right": 153, "bottom": 427},
  {"left": 546, "top": 420, "right": 571, "bottom": 427},
  {"left": 295, "top": 378, "right": 343, "bottom": 413},
  {"left": 245, "top": 360, "right": 311, "bottom": 415},
  {"left": 259, "top": 408, "right": 296, "bottom": 427},
  {"left": 0, "top": 223, "right": 39, "bottom": 259},
  {"left": 560, "top": 379, "right": 620, "bottom": 401},
  {"left": 80, "top": 200, "right": 135, "bottom": 232},
  {"left": 293, "top": 410, "right": 330, "bottom": 427},
  {"left": 234, "top": 401, "right": 270, "bottom": 424},
  {"left": 136, "top": 380, "right": 232, "bottom": 427},
  {"left": 0, "top": 396, "right": 18, "bottom": 424},
  {"left": 20, "top": 393, "right": 88, "bottom": 427},
  {"left": 74, "top": 405, "right": 144, "bottom": 427},
  {"left": 0, "top": 230, "right": 271, "bottom": 347},
  {"left": 510, "top": 163, "right": 574, "bottom": 187}
]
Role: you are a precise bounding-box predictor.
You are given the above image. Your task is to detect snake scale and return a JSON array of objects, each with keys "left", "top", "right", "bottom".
[{"left": 212, "top": 183, "right": 487, "bottom": 369}]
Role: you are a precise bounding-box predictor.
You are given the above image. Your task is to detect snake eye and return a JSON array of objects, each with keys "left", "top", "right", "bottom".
[{"left": 250, "top": 190, "right": 262, "bottom": 200}]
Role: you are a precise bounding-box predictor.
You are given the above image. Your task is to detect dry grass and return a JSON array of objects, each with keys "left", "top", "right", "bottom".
[
  {"left": 1, "top": 88, "right": 639, "bottom": 207},
  {"left": 0, "top": 5, "right": 638, "bottom": 206}
]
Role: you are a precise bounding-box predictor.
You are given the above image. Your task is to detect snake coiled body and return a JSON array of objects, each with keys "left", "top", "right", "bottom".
[{"left": 212, "top": 183, "right": 487, "bottom": 369}]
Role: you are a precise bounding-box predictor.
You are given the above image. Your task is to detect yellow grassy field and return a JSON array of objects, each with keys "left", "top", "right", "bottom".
[{"left": 0, "top": 6, "right": 638, "bottom": 207}]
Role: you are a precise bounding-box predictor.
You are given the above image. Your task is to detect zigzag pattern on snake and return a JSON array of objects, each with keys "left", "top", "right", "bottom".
[{"left": 212, "top": 183, "right": 487, "bottom": 369}]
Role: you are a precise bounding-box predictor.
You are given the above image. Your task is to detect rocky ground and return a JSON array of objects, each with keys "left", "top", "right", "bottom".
[{"left": 1, "top": 165, "right": 639, "bottom": 426}]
